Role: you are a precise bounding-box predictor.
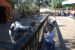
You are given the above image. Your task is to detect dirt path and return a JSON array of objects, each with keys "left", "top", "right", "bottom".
[{"left": 56, "top": 17, "right": 75, "bottom": 50}]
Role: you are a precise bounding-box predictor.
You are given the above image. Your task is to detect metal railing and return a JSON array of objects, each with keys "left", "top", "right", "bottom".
[{"left": 0, "top": 13, "right": 50, "bottom": 50}]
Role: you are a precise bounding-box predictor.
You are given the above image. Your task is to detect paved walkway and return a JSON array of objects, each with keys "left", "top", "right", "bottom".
[{"left": 56, "top": 16, "right": 75, "bottom": 50}]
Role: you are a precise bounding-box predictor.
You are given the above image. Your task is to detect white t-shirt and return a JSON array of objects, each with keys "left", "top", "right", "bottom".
[{"left": 49, "top": 17, "right": 56, "bottom": 23}]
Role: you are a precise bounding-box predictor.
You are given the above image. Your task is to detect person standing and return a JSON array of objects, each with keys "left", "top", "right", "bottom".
[
  {"left": 44, "top": 24, "right": 55, "bottom": 50},
  {"left": 49, "top": 13, "right": 56, "bottom": 25}
]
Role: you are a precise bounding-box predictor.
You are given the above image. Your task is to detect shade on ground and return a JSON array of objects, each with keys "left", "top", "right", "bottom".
[{"left": 56, "top": 16, "right": 75, "bottom": 50}]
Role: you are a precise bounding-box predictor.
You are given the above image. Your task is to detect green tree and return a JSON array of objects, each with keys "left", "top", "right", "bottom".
[
  {"left": 9, "top": 0, "right": 37, "bottom": 17},
  {"left": 50, "top": 0, "right": 64, "bottom": 8}
]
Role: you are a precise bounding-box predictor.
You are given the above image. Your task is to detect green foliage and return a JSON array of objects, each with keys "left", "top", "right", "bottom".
[
  {"left": 8, "top": 0, "right": 16, "bottom": 8},
  {"left": 24, "top": 2, "right": 36, "bottom": 13},
  {"left": 9, "top": 0, "right": 37, "bottom": 16},
  {"left": 50, "top": 0, "right": 64, "bottom": 8}
]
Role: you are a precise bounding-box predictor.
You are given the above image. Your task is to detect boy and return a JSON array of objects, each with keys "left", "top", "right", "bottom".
[{"left": 44, "top": 24, "right": 55, "bottom": 50}]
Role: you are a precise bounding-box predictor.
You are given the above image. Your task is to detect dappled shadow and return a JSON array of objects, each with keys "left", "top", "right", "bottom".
[
  {"left": 58, "top": 25, "right": 66, "bottom": 27},
  {"left": 71, "top": 42, "right": 75, "bottom": 49},
  {"left": 55, "top": 21, "right": 70, "bottom": 50},
  {"left": 55, "top": 20, "right": 75, "bottom": 50},
  {"left": 53, "top": 28, "right": 61, "bottom": 50},
  {"left": 64, "top": 39, "right": 75, "bottom": 50},
  {"left": 63, "top": 39, "right": 71, "bottom": 50}
]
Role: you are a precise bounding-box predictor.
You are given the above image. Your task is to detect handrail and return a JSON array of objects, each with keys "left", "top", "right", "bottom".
[
  {"left": 15, "top": 14, "right": 49, "bottom": 50},
  {"left": 0, "top": 13, "right": 50, "bottom": 50}
]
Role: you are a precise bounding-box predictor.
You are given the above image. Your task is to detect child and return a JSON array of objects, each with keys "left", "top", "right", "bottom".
[
  {"left": 44, "top": 24, "right": 55, "bottom": 50},
  {"left": 49, "top": 16, "right": 56, "bottom": 25},
  {"left": 49, "top": 13, "right": 56, "bottom": 25}
]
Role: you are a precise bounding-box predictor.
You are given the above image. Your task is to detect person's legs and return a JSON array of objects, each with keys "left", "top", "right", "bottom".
[
  {"left": 46, "top": 41, "right": 55, "bottom": 50},
  {"left": 47, "top": 43, "right": 51, "bottom": 50},
  {"left": 51, "top": 41, "right": 55, "bottom": 50},
  {"left": 44, "top": 40, "right": 48, "bottom": 50},
  {"left": 44, "top": 41, "right": 56, "bottom": 50}
]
